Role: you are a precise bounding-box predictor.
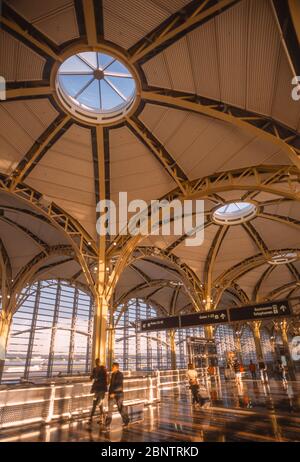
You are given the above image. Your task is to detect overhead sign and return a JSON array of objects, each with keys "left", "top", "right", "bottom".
[
  {"left": 229, "top": 300, "right": 292, "bottom": 322},
  {"left": 181, "top": 309, "right": 229, "bottom": 327},
  {"left": 140, "top": 300, "right": 292, "bottom": 332},
  {"left": 140, "top": 316, "right": 180, "bottom": 332}
]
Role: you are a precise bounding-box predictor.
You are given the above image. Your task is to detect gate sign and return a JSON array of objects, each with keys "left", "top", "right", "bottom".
[
  {"left": 229, "top": 300, "right": 291, "bottom": 322},
  {"left": 181, "top": 309, "right": 229, "bottom": 327},
  {"left": 140, "top": 315, "right": 180, "bottom": 332}
]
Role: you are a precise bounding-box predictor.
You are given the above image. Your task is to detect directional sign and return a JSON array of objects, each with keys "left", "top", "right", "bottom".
[
  {"left": 140, "top": 300, "right": 292, "bottom": 332},
  {"left": 181, "top": 309, "right": 229, "bottom": 328},
  {"left": 229, "top": 300, "right": 291, "bottom": 322},
  {"left": 140, "top": 316, "right": 180, "bottom": 332}
]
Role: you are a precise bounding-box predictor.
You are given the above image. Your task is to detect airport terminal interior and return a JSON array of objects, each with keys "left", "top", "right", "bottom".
[{"left": 0, "top": 0, "right": 300, "bottom": 443}]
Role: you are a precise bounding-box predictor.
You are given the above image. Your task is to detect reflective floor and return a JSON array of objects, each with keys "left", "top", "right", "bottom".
[{"left": 1, "top": 378, "right": 300, "bottom": 442}]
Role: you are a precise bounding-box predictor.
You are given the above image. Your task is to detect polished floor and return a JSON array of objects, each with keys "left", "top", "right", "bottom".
[{"left": 1, "top": 378, "right": 300, "bottom": 442}]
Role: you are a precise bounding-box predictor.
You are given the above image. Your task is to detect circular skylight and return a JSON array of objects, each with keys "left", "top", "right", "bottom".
[
  {"left": 56, "top": 51, "right": 137, "bottom": 124},
  {"left": 212, "top": 202, "right": 257, "bottom": 225},
  {"left": 268, "top": 251, "right": 298, "bottom": 265}
]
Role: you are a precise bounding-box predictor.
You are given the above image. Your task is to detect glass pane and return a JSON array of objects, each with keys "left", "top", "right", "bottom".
[
  {"left": 105, "top": 76, "right": 135, "bottom": 100},
  {"left": 59, "top": 55, "right": 92, "bottom": 73},
  {"left": 77, "top": 79, "right": 101, "bottom": 110},
  {"left": 59, "top": 74, "right": 94, "bottom": 98},
  {"left": 101, "top": 80, "right": 124, "bottom": 110}
]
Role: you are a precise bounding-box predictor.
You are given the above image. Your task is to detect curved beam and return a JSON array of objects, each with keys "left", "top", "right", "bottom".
[
  {"left": 242, "top": 221, "right": 269, "bottom": 257},
  {"left": 82, "top": 0, "right": 98, "bottom": 47},
  {"left": 253, "top": 265, "right": 276, "bottom": 301},
  {"left": 5, "top": 84, "right": 54, "bottom": 102},
  {"left": 126, "top": 116, "right": 188, "bottom": 194},
  {"left": 129, "top": 0, "right": 238, "bottom": 64},
  {"left": 141, "top": 89, "right": 300, "bottom": 169},
  {"left": 9, "top": 114, "right": 72, "bottom": 188},
  {"left": 213, "top": 248, "right": 300, "bottom": 305},
  {"left": 259, "top": 212, "right": 300, "bottom": 231},
  {"left": 226, "top": 283, "right": 250, "bottom": 305},
  {"left": 0, "top": 175, "right": 97, "bottom": 292},
  {"left": 126, "top": 246, "right": 203, "bottom": 309},
  {"left": 108, "top": 165, "right": 300, "bottom": 256},
  {"left": 0, "top": 216, "right": 49, "bottom": 253},
  {"left": 204, "top": 225, "right": 229, "bottom": 306},
  {"left": 0, "top": 239, "right": 12, "bottom": 305},
  {"left": 12, "top": 245, "right": 76, "bottom": 297},
  {"left": 264, "top": 281, "right": 300, "bottom": 300},
  {"left": 113, "top": 279, "right": 181, "bottom": 309},
  {"left": 0, "top": 4, "right": 61, "bottom": 61}
]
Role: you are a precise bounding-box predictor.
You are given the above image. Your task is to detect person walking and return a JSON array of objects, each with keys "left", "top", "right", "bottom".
[
  {"left": 249, "top": 360, "right": 257, "bottom": 380},
  {"left": 105, "top": 362, "right": 129, "bottom": 428},
  {"left": 186, "top": 363, "right": 202, "bottom": 406},
  {"left": 89, "top": 359, "right": 108, "bottom": 425}
]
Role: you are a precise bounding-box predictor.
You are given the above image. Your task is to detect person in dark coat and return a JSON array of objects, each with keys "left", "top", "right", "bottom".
[
  {"left": 105, "top": 362, "right": 129, "bottom": 428},
  {"left": 89, "top": 358, "right": 108, "bottom": 423}
]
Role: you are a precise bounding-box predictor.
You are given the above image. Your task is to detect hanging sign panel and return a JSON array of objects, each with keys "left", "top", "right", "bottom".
[
  {"left": 140, "top": 300, "right": 292, "bottom": 332},
  {"left": 180, "top": 309, "right": 229, "bottom": 327},
  {"left": 229, "top": 300, "right": 292, "bottom": 322},
  {"left": 140, "top": 316, "right": 180, "bottom": 332}
]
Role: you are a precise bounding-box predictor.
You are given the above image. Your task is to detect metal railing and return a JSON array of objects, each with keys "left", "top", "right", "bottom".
[{"left": 0, "top": 374, "right": 160, "bottom": 430}]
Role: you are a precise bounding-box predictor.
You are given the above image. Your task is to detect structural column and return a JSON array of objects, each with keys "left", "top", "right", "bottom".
[
  {"left": 252, "top": 321, "right": 264, "bottom": 363},
  {"left": 280, "top": 320, "right": 296, "bottom": 382},
  {"left": 168, "top": 329, "right": 177, "bottom": 370},
  {"left": 107, "top": 312, "right": 115, "bottom": 370},
  {"left": 234, "top": 325, "right": 243, "bottom": 363},
  {"left": 0, "top": 310, "right": 12, "bottom": 382}
]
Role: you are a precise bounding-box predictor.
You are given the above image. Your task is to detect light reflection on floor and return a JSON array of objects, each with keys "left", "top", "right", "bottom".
[{"left": 1, "top": 378, "right": 299, "bottom": 442}]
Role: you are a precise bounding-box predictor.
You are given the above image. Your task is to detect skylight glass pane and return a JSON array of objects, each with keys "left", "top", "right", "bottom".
[
  {"left": 105, "top": 76, "right": 135, "bottom": 99},
  {"left": 77, "top": 79, "right": 100, "bottom": 110},
  {"left": 78, "top": 52, "right": 97, "bottom": 69},
  {"left": 59, "top": 55, "right": 92, "bottom": 73},
  {"left": 98, "top": 53, "right": 115, "bottom": 69},
  {"left": 101, "top": 80, "right": 124, "bottom": 109},
  {"left": 106, "top": 60, "right": 131, "bottom": 75},
  {"left": 59, "top": 74, "right": 93, "bottom": 97}
]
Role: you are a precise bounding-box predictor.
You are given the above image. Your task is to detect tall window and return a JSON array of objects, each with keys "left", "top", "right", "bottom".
[
  {"left": 215, "top": 325, "right": 235, "bottom": 366},
  {"left": 2, "top": 280, "right": 94, "bottom": 383},
  {"left": 241, "top": 326, "right": 257, "bottom": 364},
  {"left": 260, "top": 328, "right": 273, "bottom": 363},
  {"left": 112, "top": 299, "right": 205, "bottom": 370},
  {"left": 175, "top": 327, "right": 205, "bottom": 368},
  {"left": 113, "top": 299, "right": 172, "bottom": 371}
]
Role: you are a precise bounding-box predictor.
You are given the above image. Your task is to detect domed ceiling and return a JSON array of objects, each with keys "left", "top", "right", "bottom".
[{"left": 0, "top": 0, "right": 300, "bottom": 316}]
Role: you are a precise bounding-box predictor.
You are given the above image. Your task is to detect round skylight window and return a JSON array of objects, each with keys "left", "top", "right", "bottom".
[
  {"left": 268, "top": 252, "right": 298, "bottom": 265},
  {"left": 212, "top": 202, "right": 257, "bottom": 225},
  {"left": 56, "top": 51, "right": 137, "bottom": 124}
]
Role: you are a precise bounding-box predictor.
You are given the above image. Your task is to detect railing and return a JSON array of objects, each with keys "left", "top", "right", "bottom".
[
  {"left": 0, "top": 368, "right": 221, "bottom": 430},
  {"left": 0, "top": 375, "right": 159, "bottom": 430}
]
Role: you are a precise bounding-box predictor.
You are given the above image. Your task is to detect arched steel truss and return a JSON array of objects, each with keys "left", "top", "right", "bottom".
[{"left": 1, "top": 0, "right": 300, "bottom": 364}]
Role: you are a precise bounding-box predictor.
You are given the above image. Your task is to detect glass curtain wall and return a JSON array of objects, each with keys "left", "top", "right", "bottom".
[{"left": 2, "top": 280, "right": 94, "bottom": 383}]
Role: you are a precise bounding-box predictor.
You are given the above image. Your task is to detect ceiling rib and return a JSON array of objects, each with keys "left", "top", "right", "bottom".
[
  {"left": 258, "top": 212, "right": 300, "bottom": 231},
  {"left": 82, "top": 0, "right": 98, "bottom": 46},
  {"left": 242, "top": 221, "right": 269, "bottom": 257},
  {"left": 141, "top": 89, "right": 300, "bottom": 170},
  {"left": 126, "top": 115, "right": 189, "bottom": 194},
  {"left": 128, "top": 0, "right": 239, "bottom": 64},
  {"left": 0, "top": 5, "right": 60, "bottom": 61},
  {"left": 5, "top": 84, "right": 54, "bottom": 102},
  {"left": 9, "top": 114, "right": 72, "bottom": 189}
]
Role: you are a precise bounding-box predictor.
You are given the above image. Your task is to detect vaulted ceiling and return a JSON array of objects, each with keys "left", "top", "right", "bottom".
[{"left": 0, "top": 0, "right": 300, "bottom": 316}]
